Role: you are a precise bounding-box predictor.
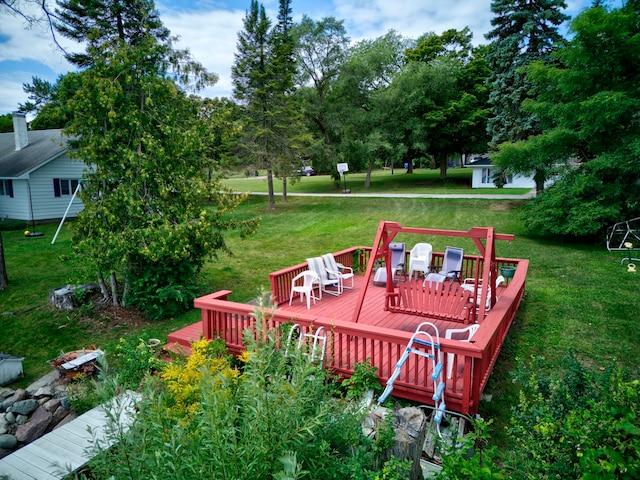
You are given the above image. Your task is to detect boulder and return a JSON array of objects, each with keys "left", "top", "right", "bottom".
[
  {"left": 34, "top": 385, "right": 54, "bottom": 399},
  {"left": 53, "top": 411, "right": 77, "bottom": 430},
  {"left": 43, "top": 398, "right": 61, "bottom": 412},
  {"left": 15, "top": 406, "right": 52, "bottom": 444},
  {"left": 1, "top": 388, "right": 27, "bottom": 410},
  {"left": 48, "top": 405, "right": 70, "bottom": 431},
  {"left": 9, "top": 398, "right": 39, "bottom": 416},
  {"left": 0, "top": 433, "right": 17, "bottom": 449},
  {"left": 4, "top": 411, "right": 15, "bottom": 424}
]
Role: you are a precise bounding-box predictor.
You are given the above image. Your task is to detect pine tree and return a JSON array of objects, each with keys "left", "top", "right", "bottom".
[
  {"left": 55, "top": 0, "right": 170, "bottom": 67},
  {"left": 485, "top": 0, "right": 569, "bottom": 150},
  {"left": 232, "top": 0, "right": 302, "bottom": 208}
]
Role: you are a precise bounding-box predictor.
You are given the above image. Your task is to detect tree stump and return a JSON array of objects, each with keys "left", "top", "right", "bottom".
[{"left": 387, "top": 406, "right": 428, "bottom": 480}]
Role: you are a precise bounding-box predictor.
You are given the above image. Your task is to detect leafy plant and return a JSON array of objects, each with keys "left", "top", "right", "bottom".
[
  {"left": 504, "top": 353, "right": 640, "bottom": 479},
  {"left": 342, "top": 358, "right": 380, "bottom": 400},
  {"left": 113, "top": 336, "right": 164, "bottom": 390}
]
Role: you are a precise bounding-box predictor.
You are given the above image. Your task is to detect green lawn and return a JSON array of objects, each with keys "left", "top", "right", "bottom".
[
  {"left": 222, "top": 168, "right": 532, "bottom": 195},
  {"left": 1, "top": 194, "right": 637, "bottom": 445}
]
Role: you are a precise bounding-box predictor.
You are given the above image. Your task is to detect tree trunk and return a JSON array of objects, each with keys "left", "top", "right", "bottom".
[
  {"left": 534, "top": 169, "right": 545, "bottom": 194},
  {"left": 97, "top": 271, "right": 110, "bottom": 304},
  {"left": 438, "top": 153, "right": 448, "bottom": 180},
  {"left": 267, "top": 169, "right": 276, "bottom": 209},
  {"left": 282, "top": 175, "right": 288, "bottom": 203},
  {"left": 0, "top": 230, "right": 8, "bottom": 290},
  {"left": 365, "top": 158, "right": 375, "bottom": 188},
  {"left": 109, "top": 272, "right": 119, "bottom": 307}
]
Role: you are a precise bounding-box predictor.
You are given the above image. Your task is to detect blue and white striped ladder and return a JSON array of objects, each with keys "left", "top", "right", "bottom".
[{"left": 378, "top": 322, "right": 447, "bottom": 423}]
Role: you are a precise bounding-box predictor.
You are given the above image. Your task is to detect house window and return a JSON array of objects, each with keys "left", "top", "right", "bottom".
[
  {"left": 481, "top": 168, "right": 512, "bottom": 185},
  {"left": 53, "top": 179, "right": 79, "bottom": 197},
  {"left": 0, "top": 179, "right": 13, "bottom": 197}
]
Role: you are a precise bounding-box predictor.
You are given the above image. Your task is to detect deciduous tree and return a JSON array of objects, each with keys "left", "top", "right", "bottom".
[
  {"left": 58, "top": 0, "right": 256, "bottom": 317},
  {"left": 503, "top": 2, "right": 640, "bottom": 236}
]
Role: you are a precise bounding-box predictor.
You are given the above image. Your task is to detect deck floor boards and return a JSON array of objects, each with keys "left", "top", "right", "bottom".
[{"left": 0, "top": 392, "right": 139, "bottom": 480}]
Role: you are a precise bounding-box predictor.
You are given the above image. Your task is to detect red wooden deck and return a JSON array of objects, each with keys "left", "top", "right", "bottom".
[{"left": 169, "top": 223, "right": 527, "bottom": 415}]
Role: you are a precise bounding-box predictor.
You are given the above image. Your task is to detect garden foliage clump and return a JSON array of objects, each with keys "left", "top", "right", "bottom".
[{"left": 82, "top": 308, "right": 410, "bottom": 479}]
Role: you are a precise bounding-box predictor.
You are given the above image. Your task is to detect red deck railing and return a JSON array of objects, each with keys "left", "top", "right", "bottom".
[{"left": 192, "top": 247, "right": 527, "bottom": 415}]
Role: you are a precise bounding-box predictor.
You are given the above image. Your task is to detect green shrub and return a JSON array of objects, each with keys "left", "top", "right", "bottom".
[
  {"left": 83, "top": 306, "right": 409, "bottom": 479},
  {"left": 126, "top": 259, "right": 202, "bottom": 320},
  {"left": 113, "top": 336, "right": 164, "bottom": 390},
  {"left": 504, "top": 352, "right": 640, "bottom": 479},
  {"left": 342, "top": 358, "right": 381, "bottom": 400}
]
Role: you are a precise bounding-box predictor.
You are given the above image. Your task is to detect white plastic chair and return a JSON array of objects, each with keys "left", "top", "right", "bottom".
[
  {"left": 306, "top": 257, "right": 342, "bottom": 296},
  {"left": 289, "top": 270, "right": 321, "bottom": 309},
  {"left": 322, "top": 253, "right": 354, "bottom": 289},
  {"left": 461, "top": 275, "right": 506, "bottom": 309},
  {"left": 445, "top": 324, "right": 479, "bottom": 379},
  {"left": 408, "top": 243, "right": 432, "bottom": 280}
]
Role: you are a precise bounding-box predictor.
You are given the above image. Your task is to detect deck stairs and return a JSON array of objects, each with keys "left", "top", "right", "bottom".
[{"left": 378, "top": 322, "right": 447, "bottom": 424}]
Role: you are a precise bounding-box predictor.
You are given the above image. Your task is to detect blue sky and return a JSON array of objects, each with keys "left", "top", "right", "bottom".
[{"left": 0, "top": 0, "right": 595, "bottom": 116}]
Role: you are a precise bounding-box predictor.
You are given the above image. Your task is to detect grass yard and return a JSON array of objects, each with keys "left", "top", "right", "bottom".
[
  {"left": 223, "top": 167, "right": 532, "bottom": 195},
  {"left": 1, "top": 193, "right": 638, "bottom": 445}
]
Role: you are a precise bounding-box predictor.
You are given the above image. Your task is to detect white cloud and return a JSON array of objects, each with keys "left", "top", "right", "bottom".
[
  {"left": 333, "top": 0, "right": 494, "bottom": 44},
  {"left": 160, "top": 6, "right": 246, "bottom": 99}
]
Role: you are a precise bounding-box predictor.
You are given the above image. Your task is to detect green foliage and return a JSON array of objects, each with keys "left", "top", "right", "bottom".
[
  {"left": 113, "top": 336, "right": 163, "bottom": 390},
  {"left": 66, "top": 355, "right": 109, "bottom": 414},
  {"left": 437, "top": 418, "right": 504, "bottom": 479},
  {"left": 485, "top": 0, "right": 568, "bottom": 147},
  {"left": 0, "top": 113, "right": 12, "bottom": 133},
  {"left": 508, "top": 2, "right": 640, "bottom": 235},
  {"left": 504, "top": 353, "right": 640, "bottom": 479},
  {"left": 126, "top": 257, "right": 203, "bottom": 320},
  {"left": 83, "top": 306, "right": 406, "bottom": 479},
  {"left": 342, "top": 358, "right": 380, "bottom": 400},
  {"left": 54, "top": 0, "right": 257, "bottom": 312},
  {"left": 374, "top": 456, "right": 412, "bottom": 480}
]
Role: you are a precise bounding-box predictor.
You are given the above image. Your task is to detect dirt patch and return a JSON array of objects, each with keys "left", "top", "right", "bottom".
[
  {"left": 490, "top": 200, "right": 527, "bottom": 211},
  {"left": 76, "top": 293, "right": 150, "bottom": 332}
]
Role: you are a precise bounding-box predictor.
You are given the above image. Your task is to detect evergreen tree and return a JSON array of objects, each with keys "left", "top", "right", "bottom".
[
  {"left": 232, "top": 0, "right": 302, "bottom": 208},
  {"left": 498, "top": 2, "right": 640, "bottom": 237},
  {"left": 485, "top": 0, "right": 569, "bottom": 191},
  {"left": 55, "top": 0, "right": 170, "bottom": 67}
]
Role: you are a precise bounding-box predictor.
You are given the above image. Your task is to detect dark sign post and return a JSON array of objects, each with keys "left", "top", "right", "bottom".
[{"left": 337, "top": 162, "right": 350, "bottom": 193}]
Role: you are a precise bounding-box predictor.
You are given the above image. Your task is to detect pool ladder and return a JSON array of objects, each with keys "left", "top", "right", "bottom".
[{"left": 378, "top": 322, "right": 447, "bottom": 424}]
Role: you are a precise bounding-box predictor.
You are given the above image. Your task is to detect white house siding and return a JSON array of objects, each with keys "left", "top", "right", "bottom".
[
  {"left": 471, "top": 168, "right": 536, "bottom": 189},
  {"left": 0, "top": 180, "right": 30, "bottom": 220},
  {"left": 29, "top": 153, "right": 87, "bottom": 220}
]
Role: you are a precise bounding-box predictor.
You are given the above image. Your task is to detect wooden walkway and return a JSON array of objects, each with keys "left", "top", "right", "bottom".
[{"left": 0, "top": 391, "right": 139, "bottom": 480}]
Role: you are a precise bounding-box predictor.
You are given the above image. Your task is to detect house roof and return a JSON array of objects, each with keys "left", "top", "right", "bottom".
[
  {"left": 0, "top": 129, "right": 68, "bottom": 179},
  {"left": 466, "top": 156, "right": 492, "bottom": 167}
]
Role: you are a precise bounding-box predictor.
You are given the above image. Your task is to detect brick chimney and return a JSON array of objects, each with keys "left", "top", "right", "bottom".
[{"left": 12, "top": 112, "right": 29, "bottom": 151}]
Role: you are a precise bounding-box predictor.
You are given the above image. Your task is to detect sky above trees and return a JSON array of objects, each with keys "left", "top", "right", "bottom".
[{"left": 0, "top": 0, "right": 591, "bottom": 115}]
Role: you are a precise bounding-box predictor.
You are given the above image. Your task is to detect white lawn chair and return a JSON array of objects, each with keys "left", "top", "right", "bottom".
[
  {"left": 445, "top": 324, "right": 479, "bottom": 379},
  {"left": 461, "top": 275, "right": 505, "bottom": 309},
  {"left": 289, "top": 270, "right": 321, "bottom": 309},
  {"left": 306, "top": 256, "right": 342, "bottom": 296},
  {"left": 322, "top": 253, "right": 354, "bottom": 290},
  {"left": 408, "top": 242, "right": 432, "bottom": 280}
]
